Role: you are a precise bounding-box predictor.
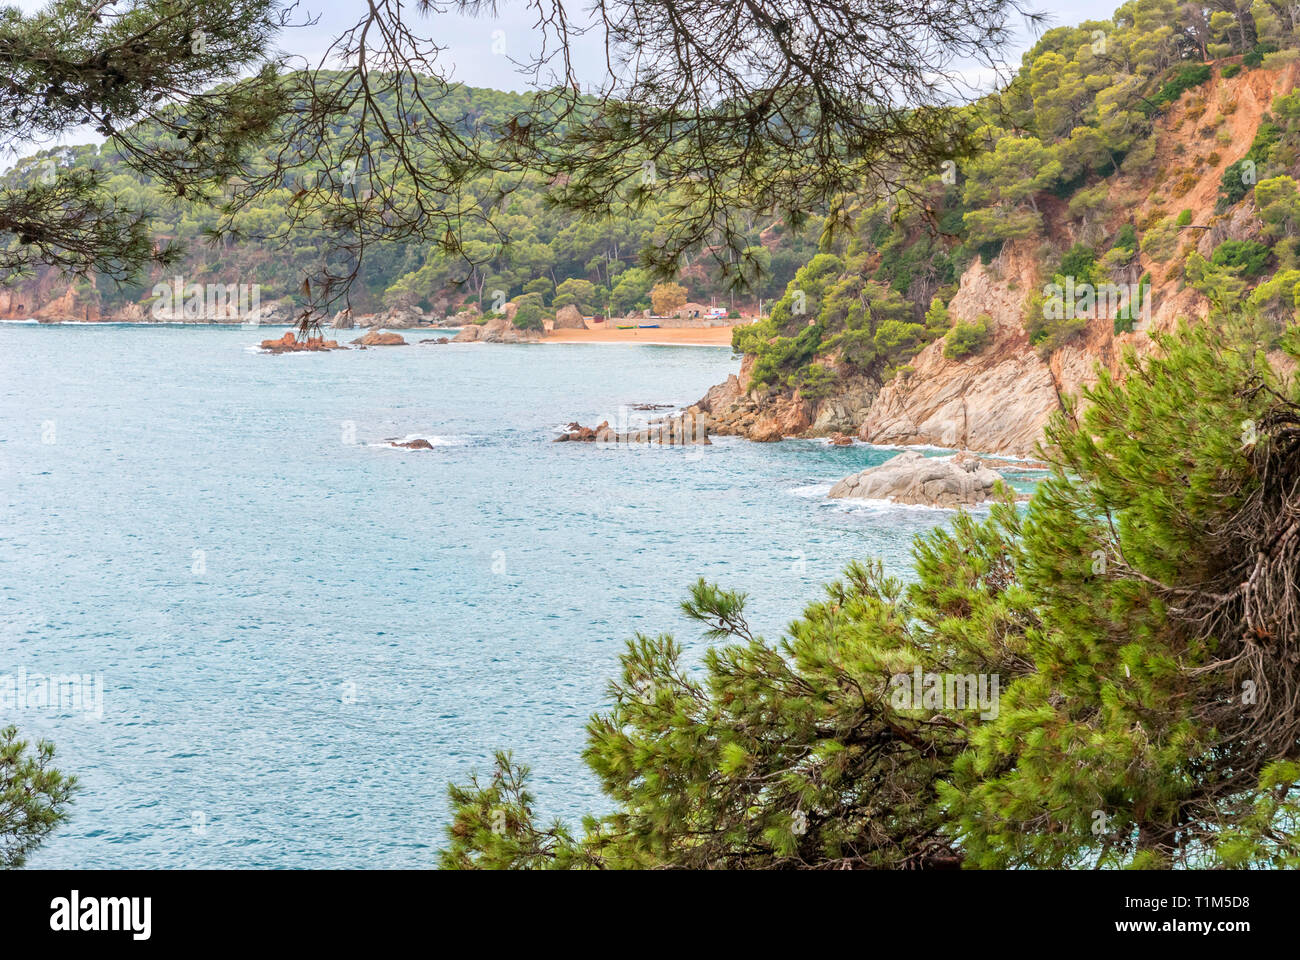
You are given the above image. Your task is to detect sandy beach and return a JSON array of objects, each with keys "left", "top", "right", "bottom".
[{"left": 542, "top": 325, "right": 736, "bottom": 346}]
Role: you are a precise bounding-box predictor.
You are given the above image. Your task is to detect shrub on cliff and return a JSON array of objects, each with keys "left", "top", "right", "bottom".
[
  {"left": 1212, "top": 239, "right": 1272, "bottom": 278},
  {"left": 943, "top": 314, "right": 990, "bottom": 358},
  {"left": 924, "top": 297, "right": 952, "bottom": 336},
  {"left": 793, "top": 363, "right": 838, "bottom": 401},
  {"left": 1113, "top": 272, "right": 1151, "bottom": 334},
  {"left": 1143, "top": 63, "right": 1212, "bottom": 117},
  {"left": 1221, "top": 122, "right": 1283, "bottom": 208},
  {"left": 1023, "top": 244, "right": 1097, "bottom": 355},
  {"left": 442, "top": 321, "right": 1300, "bottom": 869}
]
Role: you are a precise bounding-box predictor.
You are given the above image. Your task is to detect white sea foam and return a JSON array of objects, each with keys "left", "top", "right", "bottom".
[
  {"left": 863, "top": 442, "right": 956, "bottom": 454},
  {"left": 788, "top": 482, "right": 834, "bottom": 499},
  {"left": 826, "top": 495, "right": 992, "bottom": 514}
]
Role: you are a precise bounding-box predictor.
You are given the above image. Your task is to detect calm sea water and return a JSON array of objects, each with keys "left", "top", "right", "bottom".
[{"left": 1, "top": 323, "right": 970, "bottom": 868}]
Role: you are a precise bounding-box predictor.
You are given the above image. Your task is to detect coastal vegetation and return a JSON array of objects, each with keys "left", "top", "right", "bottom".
[
  {"left": 732, "top": 0, "right": 1300, "bottom": 407},
  {"left": 0, "top": 727, "right": 75, "bottom": 868},
  {"left": 0, "top": 83, "right": 821, "bottom": 320},
  {"left": 1, "top": 0, "right": 1021, "bottom": 322},
  {"left": 442, "top": 319, "right": 1300, "bottom": 869},
  {"left": 8, "top": 0, "right": 1300, "bottom": 872}
]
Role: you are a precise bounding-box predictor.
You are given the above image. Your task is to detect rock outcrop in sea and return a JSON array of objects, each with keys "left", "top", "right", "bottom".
[
  {"left": 828, "top": 451, "right": 1003, "bottom": 507},
  {"left": 350, "top": 330, "right": 408, "bottom": 346},
  {"left": 259, "top": 331, "right": 346, "bottom": 353},
  {"left": 695, "top": 363, "right": 878, "bottom": 442},
  {"left": 555, "top": 411, "right": 711, "bottom": 445}
]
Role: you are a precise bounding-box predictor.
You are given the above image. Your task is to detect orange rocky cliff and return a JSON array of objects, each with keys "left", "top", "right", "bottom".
[{"left": 700, "top": 60, "right": 1299, "bottom": 458}]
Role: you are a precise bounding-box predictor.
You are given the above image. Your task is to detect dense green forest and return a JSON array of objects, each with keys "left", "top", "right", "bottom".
[{"left": 2, "top": 83, "right": 818, "bottom": 318}]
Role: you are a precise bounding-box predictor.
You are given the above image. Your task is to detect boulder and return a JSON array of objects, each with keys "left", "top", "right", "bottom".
[
  {"left": 451, "top": 305, "right": 482, "bottom": 326},
  {"left": 482, "top": 304, "right": 544, "bottom": 343},
  {"left": 828, "top": 450, "right": 1003, "bottom": 507},
  {"left": 748, "top": 417, "right": 786, "bottom": 443},
  {"left": 553, "top": 304, "right": 586, "bottom": 329},
  {"left": 245, "top": 299, "right": 292, "bottom": 327},
  {"left": 452, "top": 325, "right": 484, "bottom": 342},
  {"left": 331, "top": 309, "right": 355, "bottom": 330},
  {"left": 377, "top": 303, "right": 424, "bottom": 329},
  {"left": 350, "top": 330, "right": 407, "bottom": 346},
  {"left": 492, "top": 326, "right": 543, "bottom": 343}
]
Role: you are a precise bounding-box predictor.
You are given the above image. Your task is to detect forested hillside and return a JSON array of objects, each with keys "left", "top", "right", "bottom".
[
  {"left": 707, "top": 0, "right": 1300, "bottom": 453},
  {"left": 0, "top": 81, "right": 818, "bottom": 320}
]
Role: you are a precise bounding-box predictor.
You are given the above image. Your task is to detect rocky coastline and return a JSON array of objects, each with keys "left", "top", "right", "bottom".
[{"left": 554, "top": 410, "right": 711, "bottom": 445}]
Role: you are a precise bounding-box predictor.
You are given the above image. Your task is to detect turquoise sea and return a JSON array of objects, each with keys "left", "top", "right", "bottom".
[{"left": 1, "top": 323, "right": 992, "bottom": 867}]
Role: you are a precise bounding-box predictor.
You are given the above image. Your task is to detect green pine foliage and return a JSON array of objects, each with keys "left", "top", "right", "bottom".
[
  {"left": 1143, "top": 63, "right": 1212, "bottom": 116},
  {"left": 442, "top": 320, "right": 1300, "bottom": 869},
  {"left": 943, "top": 315, "right": 991, "bottom": 358},
  {"left": 1211, "top": 239, "right": 1273, "bottom": 278},
  {"left": 946, "top": 320, "right": 1300, "bottom": 868},
  {"left": 2, "top": 82, "right": 820, "bottom": 317},
  {"left": 1, "top": 727, "right": 76, "bottom": 868}
]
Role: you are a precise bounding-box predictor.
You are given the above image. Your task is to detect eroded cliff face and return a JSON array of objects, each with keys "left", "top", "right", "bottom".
[
  {"left": 0, "top": 279, "right": 102, "bottom": 322},
  {"left": 696, "top": 353, "right": 881, "bottom": 442},
  {"left": 860, "top": 247, "right": 1063, "bottom": 455},
  {"left": 704, "top": 61, "right": 1297, "bottom": 458}
]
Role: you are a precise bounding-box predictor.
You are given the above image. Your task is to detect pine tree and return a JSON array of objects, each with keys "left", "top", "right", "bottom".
[
  {"left": 0, "top": 727, "right": 76, "bottom": 868},
  {"left": 442, "top": 320, "right": 1300, "bottom": 868}
]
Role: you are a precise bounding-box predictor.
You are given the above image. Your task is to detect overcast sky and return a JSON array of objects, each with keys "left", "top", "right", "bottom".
[
  {"left": 2, "top": 0, "right": 1130, "bottom": 162},
  {"left": 248, "top": 0, "right": 1128, "bottom": 92}
]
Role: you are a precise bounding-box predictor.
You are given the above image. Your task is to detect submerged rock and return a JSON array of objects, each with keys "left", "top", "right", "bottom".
[
  {"left": 390, "top": 438, "right": 435, "bottom": 450},
  {"left": 828, "top": 450, "right": 1003, "bottom": 507}
]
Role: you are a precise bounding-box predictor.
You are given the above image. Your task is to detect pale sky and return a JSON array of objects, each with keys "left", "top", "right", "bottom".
[
  {"left": 1, "top": 0, "right": 1129, "bottom": 163},
  {"left": 249, "top": 0, "right": 1129, "bottom": 92}
]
